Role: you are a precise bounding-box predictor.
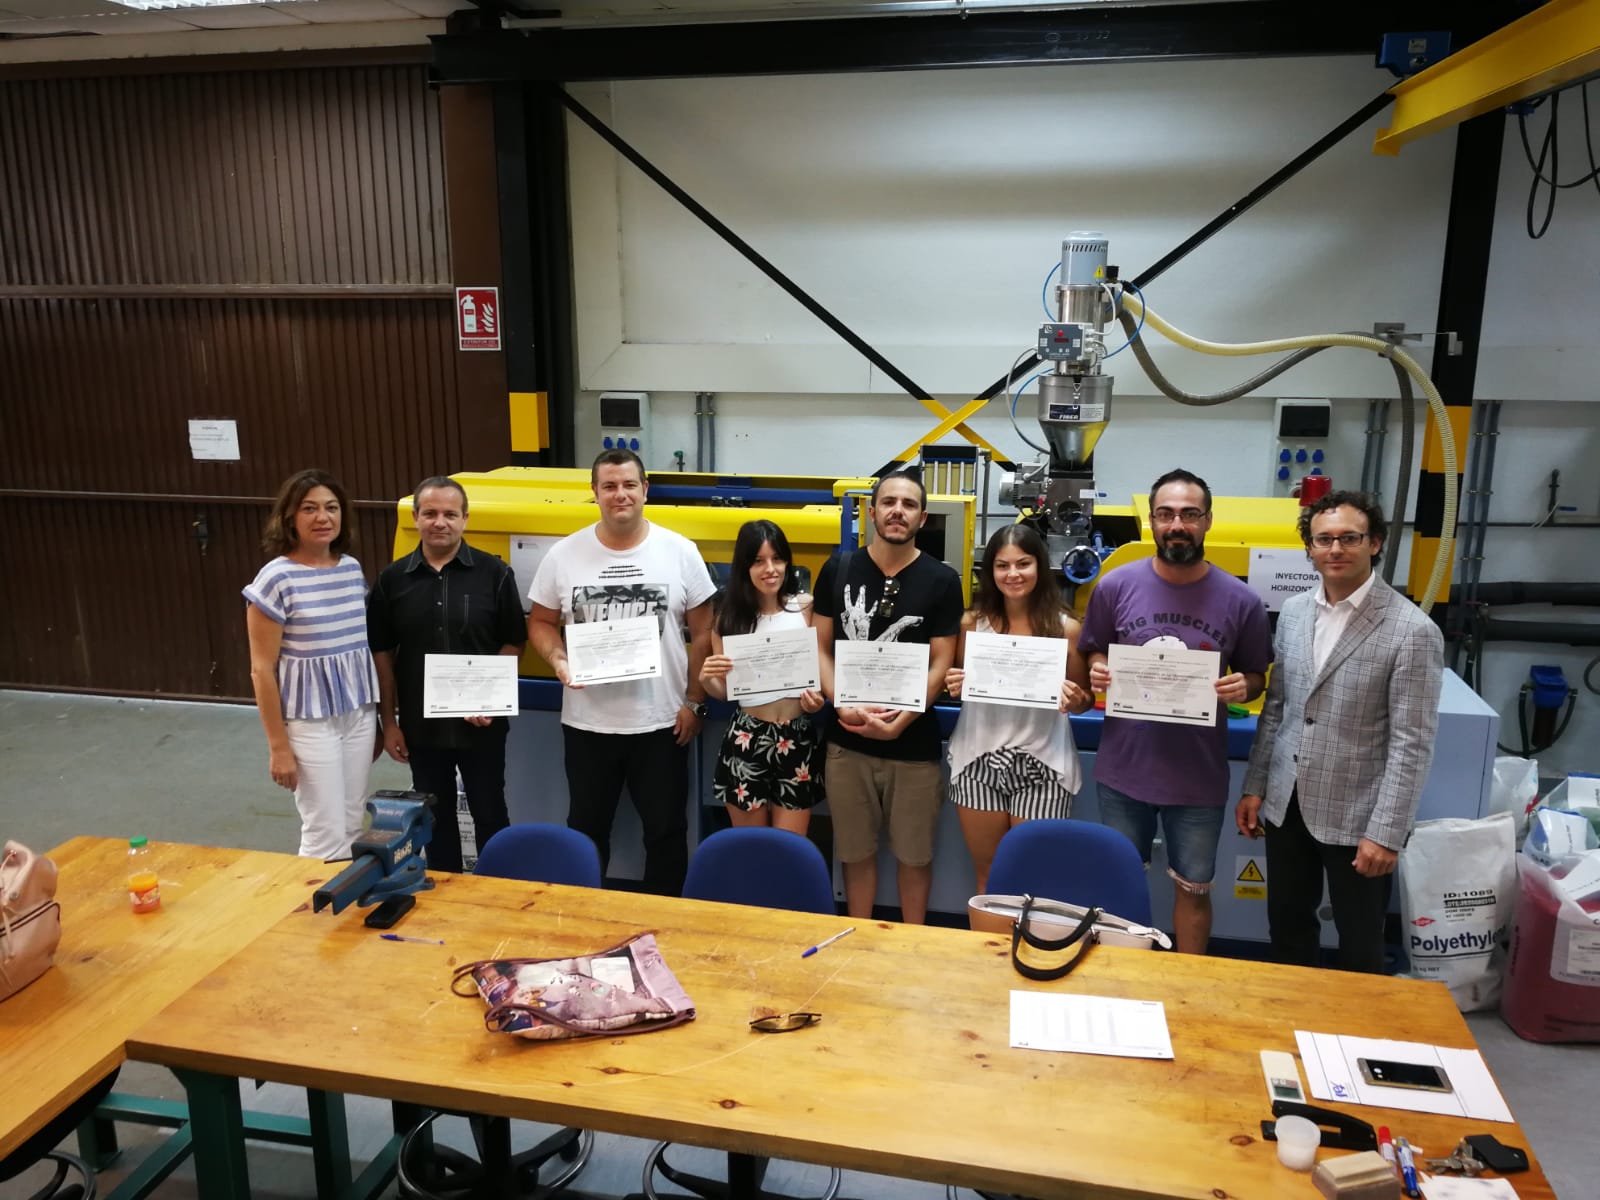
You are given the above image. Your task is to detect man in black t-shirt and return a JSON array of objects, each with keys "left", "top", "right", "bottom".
[{"left": 816, "top": 470, "right": 963, "bottom": 924}]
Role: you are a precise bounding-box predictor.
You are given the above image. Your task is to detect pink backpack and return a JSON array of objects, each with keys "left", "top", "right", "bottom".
[{"left": 1, "top": 841, "right": 61, "bottom": 1001}]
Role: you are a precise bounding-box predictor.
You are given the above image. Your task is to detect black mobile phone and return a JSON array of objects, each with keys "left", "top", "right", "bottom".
[
  {"left": 1464, "top": 1135, "right": 1529, "bottom": 1174},
  {"left": 1356, "top": 1057, "right": 1453, "bottom": 1093}
]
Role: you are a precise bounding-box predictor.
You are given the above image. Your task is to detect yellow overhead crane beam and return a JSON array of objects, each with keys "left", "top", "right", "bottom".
[{"left": 1374, "top": 0, "right": 1600, "bottom": 156}]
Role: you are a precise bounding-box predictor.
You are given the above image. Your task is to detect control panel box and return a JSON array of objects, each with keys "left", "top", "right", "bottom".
[
  {"left": 1272, "top": 397, "right": 1331, "bottom": 495},
  {"left": 598, "top": 390, "right": 651, "bottom": 460}
]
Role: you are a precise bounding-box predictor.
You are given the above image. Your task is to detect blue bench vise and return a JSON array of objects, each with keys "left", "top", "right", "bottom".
[{"left": 312, "top": 790, "right": 436, "bottom": 926}]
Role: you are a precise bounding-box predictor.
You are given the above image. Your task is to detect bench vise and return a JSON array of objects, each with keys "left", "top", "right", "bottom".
[{"left": 312, "top": 790, "right": 436, "bottom": 919}]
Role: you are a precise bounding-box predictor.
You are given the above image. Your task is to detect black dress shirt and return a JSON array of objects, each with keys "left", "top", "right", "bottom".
[{"left": 367, "top": 541, "right": 527, "bottom": 750}]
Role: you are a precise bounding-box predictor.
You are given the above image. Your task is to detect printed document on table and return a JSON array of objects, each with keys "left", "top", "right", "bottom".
[
  {"left": 723, "top": 626, "right": 820, "bottom": 701},
  {"left": 565, "top": 614, "right": 663, "bottom": 686},
  {"left": 422, "top": 654, "right": 518, "bottom": 718},
  {"left": 1105, "top": 643, "right": 1220, "bottom": 727},
  {"left": 1294, "top": 1031, "right": 1513, "bottom": 1122},
  {"left": 962, "top": 632, "right": 1069, "bottom": 710},
  {"left": 833, "top": 640, "right": 930, "bottom": 712},
  {"left": 1010, "top": 991, "right": 1174, "bottom": 1060}
]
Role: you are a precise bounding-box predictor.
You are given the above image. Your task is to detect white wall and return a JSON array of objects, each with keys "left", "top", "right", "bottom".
[{"left": 563, "top": 56, "right": 1600, "bottom": 775}]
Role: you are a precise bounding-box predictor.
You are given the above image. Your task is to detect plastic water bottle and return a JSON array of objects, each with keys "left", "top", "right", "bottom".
[{"left": 128, "top": 836, "right": 161, "bottom": 913}]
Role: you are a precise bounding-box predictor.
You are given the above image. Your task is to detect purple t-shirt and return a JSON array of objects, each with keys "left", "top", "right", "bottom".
[{"left": 1077, "top": 559, "right": 1272, "bottom": 808}]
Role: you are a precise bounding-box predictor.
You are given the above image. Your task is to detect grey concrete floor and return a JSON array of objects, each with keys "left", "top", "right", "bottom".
[{"left": 2, "top": 688, "right": 1594, "bottom": 1200}]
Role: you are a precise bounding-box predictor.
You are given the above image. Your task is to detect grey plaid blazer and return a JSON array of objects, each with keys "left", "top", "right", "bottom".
[{"left": 1241, "top": 577, "right": 1443, "bottom": 850}]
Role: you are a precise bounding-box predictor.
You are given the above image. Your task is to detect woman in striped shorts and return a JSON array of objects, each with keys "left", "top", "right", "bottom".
[
  {"left": 944, "top": 524, "right": 1093, "bottom": 892},
  {"left": 244, "top": 469, "right": 379, "bottom": 859}
]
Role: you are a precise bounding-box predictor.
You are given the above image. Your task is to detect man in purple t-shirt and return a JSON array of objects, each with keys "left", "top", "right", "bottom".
[{"left": 1078, "top": 468, "right": 1272, "bottom": 955}]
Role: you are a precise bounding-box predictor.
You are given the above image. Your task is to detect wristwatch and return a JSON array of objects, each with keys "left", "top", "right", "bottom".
[{"left": 688, "top": 701, "right": 709, "bottom": 718}]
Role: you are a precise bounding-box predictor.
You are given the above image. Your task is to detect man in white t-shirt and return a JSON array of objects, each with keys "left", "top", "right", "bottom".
[{"left": 527, "top": 448, "right": 716, "bottom": 895}]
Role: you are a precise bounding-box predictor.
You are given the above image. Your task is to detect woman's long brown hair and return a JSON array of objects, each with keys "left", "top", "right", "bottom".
[{"left": 972, "top": 524, "right": 1066, "bottom": 638}]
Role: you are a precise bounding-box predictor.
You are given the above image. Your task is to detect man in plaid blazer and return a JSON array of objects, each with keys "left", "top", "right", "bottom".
[{"left": 1237, "top": 490, "right": 1443, "bottom": 973}]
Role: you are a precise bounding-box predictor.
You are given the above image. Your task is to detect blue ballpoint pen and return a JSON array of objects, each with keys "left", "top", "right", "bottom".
[
  {"left": 1395, "top": 1137, "right": 1420, "bottom": 1199},
  {"left": 801, "top": 927, "right": 855, "bottom": 958},
  {"left": 380, "top": 933, "right": 444, "bottom": 945}
]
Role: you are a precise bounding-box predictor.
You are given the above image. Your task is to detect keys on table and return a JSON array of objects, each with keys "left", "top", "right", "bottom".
[{"left": 1424, "top": 1140, "right": 1487, "bottom": 1176}]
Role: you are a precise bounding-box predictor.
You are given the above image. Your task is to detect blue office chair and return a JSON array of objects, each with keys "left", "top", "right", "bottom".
[
  {"left": 0, "top": 1068, "right": 118, "bottom": 1200},
  {"left": 681, "top": 826, "right": 837, "bottom": 915},
  {"left": 985, "top": 819, "right": 1152, "bottom": 926},
  {"left": 644, "top": 826, "right": 841, "bottom": 1200},
  {"left": 397, "top": 824, "right": 602, "bottom": 1200}
]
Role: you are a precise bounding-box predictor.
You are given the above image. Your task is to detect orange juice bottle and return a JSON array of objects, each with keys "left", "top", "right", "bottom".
[{"left": 128, "top": 836, "right": 161, "bottom": 913}]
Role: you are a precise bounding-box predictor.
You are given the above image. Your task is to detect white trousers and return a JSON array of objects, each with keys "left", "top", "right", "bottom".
[{"left": 285, "top": 704, "right": 377, "bottom": 859}]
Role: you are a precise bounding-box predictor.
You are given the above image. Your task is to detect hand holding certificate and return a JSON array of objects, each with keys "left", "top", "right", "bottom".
[
  {"left": 1105, "top": 643, "right": 1221, "bottom": 727},
  {"left": 423, "top": 654, "right": 518, "bottom": 718},
  {"left": 833, "top": 639, "right": 931, "bottom": 712},
  {"left": 722, "top": 626, "right": 820, "bottom": 701},
  {"left": 564, "top": 614, "right": 662, "bottom": 686},
  {"left": 962, "top": 632, "right": 1070, "bottom": 710}
]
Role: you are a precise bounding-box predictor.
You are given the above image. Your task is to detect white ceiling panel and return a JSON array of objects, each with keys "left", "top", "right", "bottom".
[
  {"left": 169, "top": 3, "right": 308, "bottom": 27},
  {"left": 385, "top": 0, "right": 457, "bottom": 14},
  {"left": 293, "top": 0, "right": 411, "bottom": 23}
]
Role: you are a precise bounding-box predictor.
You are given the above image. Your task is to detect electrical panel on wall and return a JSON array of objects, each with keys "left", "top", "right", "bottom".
[
  {"left": 1272, "top": 398, "right": 1332, "bottom": 495},
  {"left": 598, "top": 391, "right": 651, "bottom": 462}
]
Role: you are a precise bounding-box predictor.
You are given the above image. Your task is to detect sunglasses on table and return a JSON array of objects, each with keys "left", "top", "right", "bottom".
[{"left": 749, "top": 1012, "right": 822, "bottom": 1033}]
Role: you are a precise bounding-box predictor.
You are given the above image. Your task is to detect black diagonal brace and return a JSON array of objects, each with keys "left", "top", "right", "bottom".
[{"left": 558, "top": 89, "right": 935, "bottom": 408}]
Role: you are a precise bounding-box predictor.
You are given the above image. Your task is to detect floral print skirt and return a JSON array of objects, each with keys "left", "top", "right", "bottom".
[{"left": 713, "top": 709, "right": 825, "bottom": 811}]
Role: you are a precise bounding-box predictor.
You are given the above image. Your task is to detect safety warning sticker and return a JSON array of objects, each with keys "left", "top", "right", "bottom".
[{"left": 1235, "top": 856, "right": 1266, "bottom": 900}]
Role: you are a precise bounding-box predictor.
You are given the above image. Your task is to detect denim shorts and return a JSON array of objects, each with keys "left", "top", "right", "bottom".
[{"left": 1097, "top": 781, "right": 1225, "bottom": 890}]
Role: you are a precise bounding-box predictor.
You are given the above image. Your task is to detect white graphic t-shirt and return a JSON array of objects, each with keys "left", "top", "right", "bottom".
[{"left": 528, "top": 524, "right": 716, "bottom": 734}]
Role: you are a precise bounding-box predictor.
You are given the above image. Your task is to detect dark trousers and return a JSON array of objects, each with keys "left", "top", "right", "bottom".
[
  {"left": 408, "top": 737, "right": 511, "bottom": 875},
  {"left": 562, "top": 725, "right": 688, "bottom": 896},
  {"left": 1265, "top": 794, "right": 1392, "bottom": 974}
]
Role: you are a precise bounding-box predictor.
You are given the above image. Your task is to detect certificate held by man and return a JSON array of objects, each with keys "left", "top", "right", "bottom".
[
  {"left": 423, "top": 654, "right": 519, "bottom": 718},
  {"left": 565, "top": 614, "right": 663, "bottom": 685},
  {"left": 1105, "top": 642, "right": 1221, "bottom": 727},
  {"left": 962, "top": 631, "right": 1069, "bottom": 710},
  {"left": 834, "top": 640, "right": 931, "bottom": 712},
  {"left": 723, "top": 626, "right": 820, "bottom": 701}
]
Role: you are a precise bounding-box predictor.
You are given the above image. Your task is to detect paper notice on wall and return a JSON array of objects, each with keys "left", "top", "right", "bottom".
[
  {"left": 188, "top": 419, "right": 240, "bottom": 461},
  {"left": 510, "top": 535, "right": 562, "bottom": 613},
  {"left": 1246, "top": 547, "right": 1319, "bottom": 612}
]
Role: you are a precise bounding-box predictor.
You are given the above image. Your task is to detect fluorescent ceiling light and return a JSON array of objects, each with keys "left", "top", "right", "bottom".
[{"left": 108, "top": 1, "right": 311, "bottom": 9}]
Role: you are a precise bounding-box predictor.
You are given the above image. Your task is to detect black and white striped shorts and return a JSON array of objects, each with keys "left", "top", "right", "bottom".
[{"left": 948, "top": 748, "right": 1073, "bottom": 820}]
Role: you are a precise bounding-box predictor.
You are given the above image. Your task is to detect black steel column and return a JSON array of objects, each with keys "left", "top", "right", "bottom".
[
  {"left": 1427, "top": 110, "right": 1504, "bottom": 657},
  {"left": 529, "top": 85, "right": 577, "bottom": 468}
]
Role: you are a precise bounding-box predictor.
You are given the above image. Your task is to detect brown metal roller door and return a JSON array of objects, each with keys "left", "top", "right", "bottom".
[{"left": 0, "top": 63, "right": 501, "bottom": 700}]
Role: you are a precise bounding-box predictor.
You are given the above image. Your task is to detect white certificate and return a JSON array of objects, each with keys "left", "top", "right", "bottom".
[
  {"left": 833, "top": 640, "right": 930, "bottom": 712},
  {"left": 422, "top": 654, "right": 518, "bottom": 718},
  {"left": 723, "top": 627, "right": 819, "bottom": 701},
  {"left": 962, "top": 631, "right": 1069, "bottom": 710},
  {"left": 1105, "top": 643, "right": 1220, "bottom": 727},
  {"left": 564, "top": 614, "right": 662, "bottom": 685}
]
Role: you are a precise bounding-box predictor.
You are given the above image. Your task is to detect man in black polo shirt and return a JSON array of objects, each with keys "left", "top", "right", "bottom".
[{"left": 367, "top": 476, "right": 527, "bottom": 872}]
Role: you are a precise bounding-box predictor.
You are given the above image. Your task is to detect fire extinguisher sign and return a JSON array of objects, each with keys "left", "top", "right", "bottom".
[{"left": 455, "top": 286, "right": 501, "bottom": 352}]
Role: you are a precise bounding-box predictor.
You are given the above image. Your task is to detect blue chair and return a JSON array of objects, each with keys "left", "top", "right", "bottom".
[
  {"left": 681, "top": 826, "right": 836, "bottom": 915},
  {"left": 397, "top": 824, "right": 602, "bottom": 1200},
  {"left": 985, "top": 819, "right": 1153, "bottom": 926},
  {"left": 473, "top": 823, "right": 603, "bottom": 889},
  {"left": 645, "top": 827, "right": 840, "bottom": 1200}
]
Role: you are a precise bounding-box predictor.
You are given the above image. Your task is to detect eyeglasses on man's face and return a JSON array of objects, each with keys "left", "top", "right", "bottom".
[
  {"left": 1150, "top": 507, "right": 1209, "bottom": 526},
  {"left": 1309, "top": 532, "right": 1370, "bottom": 550}
]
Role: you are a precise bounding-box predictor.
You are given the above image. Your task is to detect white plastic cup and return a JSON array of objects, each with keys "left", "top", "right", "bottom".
[{"left": 1274, "top": 1115, "right": 1320, "bottom": 1171}]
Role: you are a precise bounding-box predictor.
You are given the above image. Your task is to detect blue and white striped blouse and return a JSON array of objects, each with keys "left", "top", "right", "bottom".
[{"left": 243, "top": 555, "right": 379, "bottom": 721}]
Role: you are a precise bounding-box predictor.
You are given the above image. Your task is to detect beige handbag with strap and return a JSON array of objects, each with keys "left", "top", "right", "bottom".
[{"left": 1, "top": 840, "right": 62, "bottom": 1001}]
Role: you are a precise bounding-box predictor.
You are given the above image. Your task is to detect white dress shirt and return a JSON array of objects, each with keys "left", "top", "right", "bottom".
[{"left": 1311, "top": 569, "right": 1378, "bottom": 674}]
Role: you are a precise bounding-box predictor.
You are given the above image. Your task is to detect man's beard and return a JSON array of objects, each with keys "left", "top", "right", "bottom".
[{"left": 1156, "top": 533, "right": 1204, "bottom": 566}]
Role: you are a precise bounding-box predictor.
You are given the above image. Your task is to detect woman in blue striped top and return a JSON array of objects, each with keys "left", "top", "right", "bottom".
[{"left": 244, "top": 469, "right": 379, "bottom": 859}]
